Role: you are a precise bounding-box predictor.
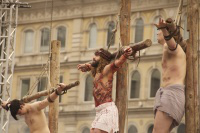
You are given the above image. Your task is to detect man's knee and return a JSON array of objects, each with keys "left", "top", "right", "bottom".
[
  {"left": 154, "top": 111, "right": 173, "bottom": 131},
  {"left": 153, "top": 124, "right": 169, "bottom": 133}
]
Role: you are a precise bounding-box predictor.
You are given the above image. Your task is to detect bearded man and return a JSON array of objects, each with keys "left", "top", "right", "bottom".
[{"left": 77, "top": 46, "right": 133, "bottom": 133}]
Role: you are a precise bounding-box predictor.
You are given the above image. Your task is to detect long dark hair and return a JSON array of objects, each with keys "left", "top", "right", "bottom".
[{"left": 9, "top": 99, "right": 24, "bottom": 120}]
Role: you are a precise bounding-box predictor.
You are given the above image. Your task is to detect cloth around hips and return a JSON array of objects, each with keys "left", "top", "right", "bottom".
[
  {"left": 153, "top": 84, "right": 185, "bottom": 129},
  {"left": 91, "top": 102, "right": 119, "bottom": 133}
]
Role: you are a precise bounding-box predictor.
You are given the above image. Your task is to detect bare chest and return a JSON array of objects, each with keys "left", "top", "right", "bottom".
[
  {"left": 94, "top": 74, "right": 112, "bottom": 89},
  {"left": 162, "top": 50, "right": 185, "bottom": 77},
  {"left": 162, "top": 50, "right": 176, "bottom": 69},
  {"left": 93, "top": 73, "right": 113, "bottom": 102},
  {"left": 24, "top": 111, "right": 44, "bottom": 127},
  {"left": 25, "top": 113, "right": 36, "bottom": 126}
]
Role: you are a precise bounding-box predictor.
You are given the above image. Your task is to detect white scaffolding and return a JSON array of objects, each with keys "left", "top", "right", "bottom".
[{"left": 0, "top": 1, "right": 30, "bottom": 133}]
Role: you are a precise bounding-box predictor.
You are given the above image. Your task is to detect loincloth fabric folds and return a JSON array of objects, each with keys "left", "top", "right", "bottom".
[
  {"left": 91, "top": 102, "right": 119, "bottom": 133},
  {"left": 153, "top": 84, "right": 185, "bottom": 129}
]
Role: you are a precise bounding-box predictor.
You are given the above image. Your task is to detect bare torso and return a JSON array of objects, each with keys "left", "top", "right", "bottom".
[
  {"left": 24, "top": 104, "right": 50, "bottom": 133},
  {"left": 161, "top": 43, "right": 186, "bottom": 87},
  {"left": 93, "top": 72, "right": 113, "bottom": 107}
]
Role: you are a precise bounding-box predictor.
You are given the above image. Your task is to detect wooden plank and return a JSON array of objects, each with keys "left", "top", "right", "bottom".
[
  {"left": 185, "top": 0, "right": 199, "bottom": 132},
  {"left": 21, "top": 81, "right": 79, "bottom": 103},
  {"left": 49, "top": 40, "right": 60, "bottom": 133},
  {"left": 115, "top": 0, "right": 131, "bottom": 132},
  {"left": 112, "top": 39, "right": 152, "bottom": 58}
]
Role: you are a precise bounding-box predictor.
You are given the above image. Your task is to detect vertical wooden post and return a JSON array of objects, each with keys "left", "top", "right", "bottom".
[
  {"left": 186, "top": 0, "right": 199, "bottom": 132},
  {"left": 115, "top": 0, "right": 131, "bottom": 132},
  {"left": 49, "top": 40, "right": 60, "bottom": 133}
]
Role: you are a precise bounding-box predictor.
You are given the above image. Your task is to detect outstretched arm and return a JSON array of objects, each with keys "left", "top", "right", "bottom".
[
  {"left": 77, "top": 63, "right": 93, "bottom": 72},
  {"left": 32, "top": 83, "right": 66, "bottom": 111},
  {"left": 1, "top": 100, "right": 10, "bottom": 111},
  {"left": 154, "top": 18, "right": 178, "bottom": 52},
  {"left": 103, "top": 47, "right": 133, "bottom": 74},
  {"left": 114, "top": 47, "right": 133, "bottom": 67}
]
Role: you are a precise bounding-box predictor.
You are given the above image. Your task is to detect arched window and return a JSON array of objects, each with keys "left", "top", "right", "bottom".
[
  {"left": 153, "top": 17, "right": 160, "bottom": 43},
  {"left": 89, "top": 23, "right": 97, "bottom": 48},
  {"left": 147, "top": 124, "right": 154, "bottom": 133},
  {"left": 57, "top": 26, "right": 66, "bottom": 48},
  {"left": 82, "top": 127, "right": 90, "bottom": 133},
  {"left": 24, "top": 30, "right": 34, "bottom": 53},
  {"left": 130, "top": 71, "right": 140, "bottom": 99},
  {"left": 107, "top": 21, "right": 115, "bottom": 46},
  {"left": 183, "top": 15, "right": 189, "bottom": 39},
  {"left": 177, "top": 123, "right": 185, "bottom": 133},
  {"left": 135, "top": 18, "right": 144, "bottom": 43},
  {"left": 40, "top": 28, "right": 50, "bottom": 52},
  {"left": 150, "top": 69, "right": 161, "bottom": 97},
  {"left": 128, "top": 125, "right": 138, "bottom": 133},
  {"left": 84, "top": 75, "right": 93, "bottom": 101}
]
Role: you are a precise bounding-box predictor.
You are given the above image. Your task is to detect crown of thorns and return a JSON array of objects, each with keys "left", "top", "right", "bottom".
[{"left": 94, "top": 48, "right": 112, "bottom": 61}]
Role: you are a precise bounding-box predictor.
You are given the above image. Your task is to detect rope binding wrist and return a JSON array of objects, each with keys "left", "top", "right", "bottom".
[
  {"left": 157, "top": 26, "right": 167, "bottom": 30},
  {"left": 47, "top": 96, "right": 54, "bottom": 103},
  {"left": 55, "top": 89, "right": 62, "bottom": 95}
]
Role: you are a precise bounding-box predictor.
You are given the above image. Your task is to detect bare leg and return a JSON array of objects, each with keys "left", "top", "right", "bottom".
[
  {"left": 90, "top": 128, "right": 108, "bottom": 133},
  {"left": 153, "top": 110, "right": 173, "bottom": 133},
  {"left": 91, "top": 129, "right": 94, "bottom": 133}
]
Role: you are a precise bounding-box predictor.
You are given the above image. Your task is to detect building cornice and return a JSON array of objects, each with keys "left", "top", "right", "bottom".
[
  {"left": 14, "top": 53, "right": 162, "bottom": 71},
  {"left": 18, "top": 0, "right": 188, "bottom": 24}
]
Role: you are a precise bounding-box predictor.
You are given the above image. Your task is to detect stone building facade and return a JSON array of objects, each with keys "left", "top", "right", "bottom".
[{"left": 7, "top": 0, "right": 198, "bottom": 132}]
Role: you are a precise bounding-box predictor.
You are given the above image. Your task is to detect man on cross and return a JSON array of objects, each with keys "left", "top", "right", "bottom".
[
  {"left": 77, "top": 47, "right": 134, "bottom": 133},
  {"left": 153, "top": 18, "right": 186, "bottom": 133},
  {"left": 1, "top": 83, "right": 67, "bottom": 133}
]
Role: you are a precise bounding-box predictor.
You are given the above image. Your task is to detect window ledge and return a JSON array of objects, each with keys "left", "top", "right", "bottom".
[
  {"left": 148, "top": 97, "right": 156, "bottom": 100},
  {"left": 128, "top": 98, "right": 141, "bottom": 101},
  {"left": 82, "top": 101, "right": 94, "bottom": 104},
  {"left": 86, "top": 47, "right": 101, "bottom": 51}
]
